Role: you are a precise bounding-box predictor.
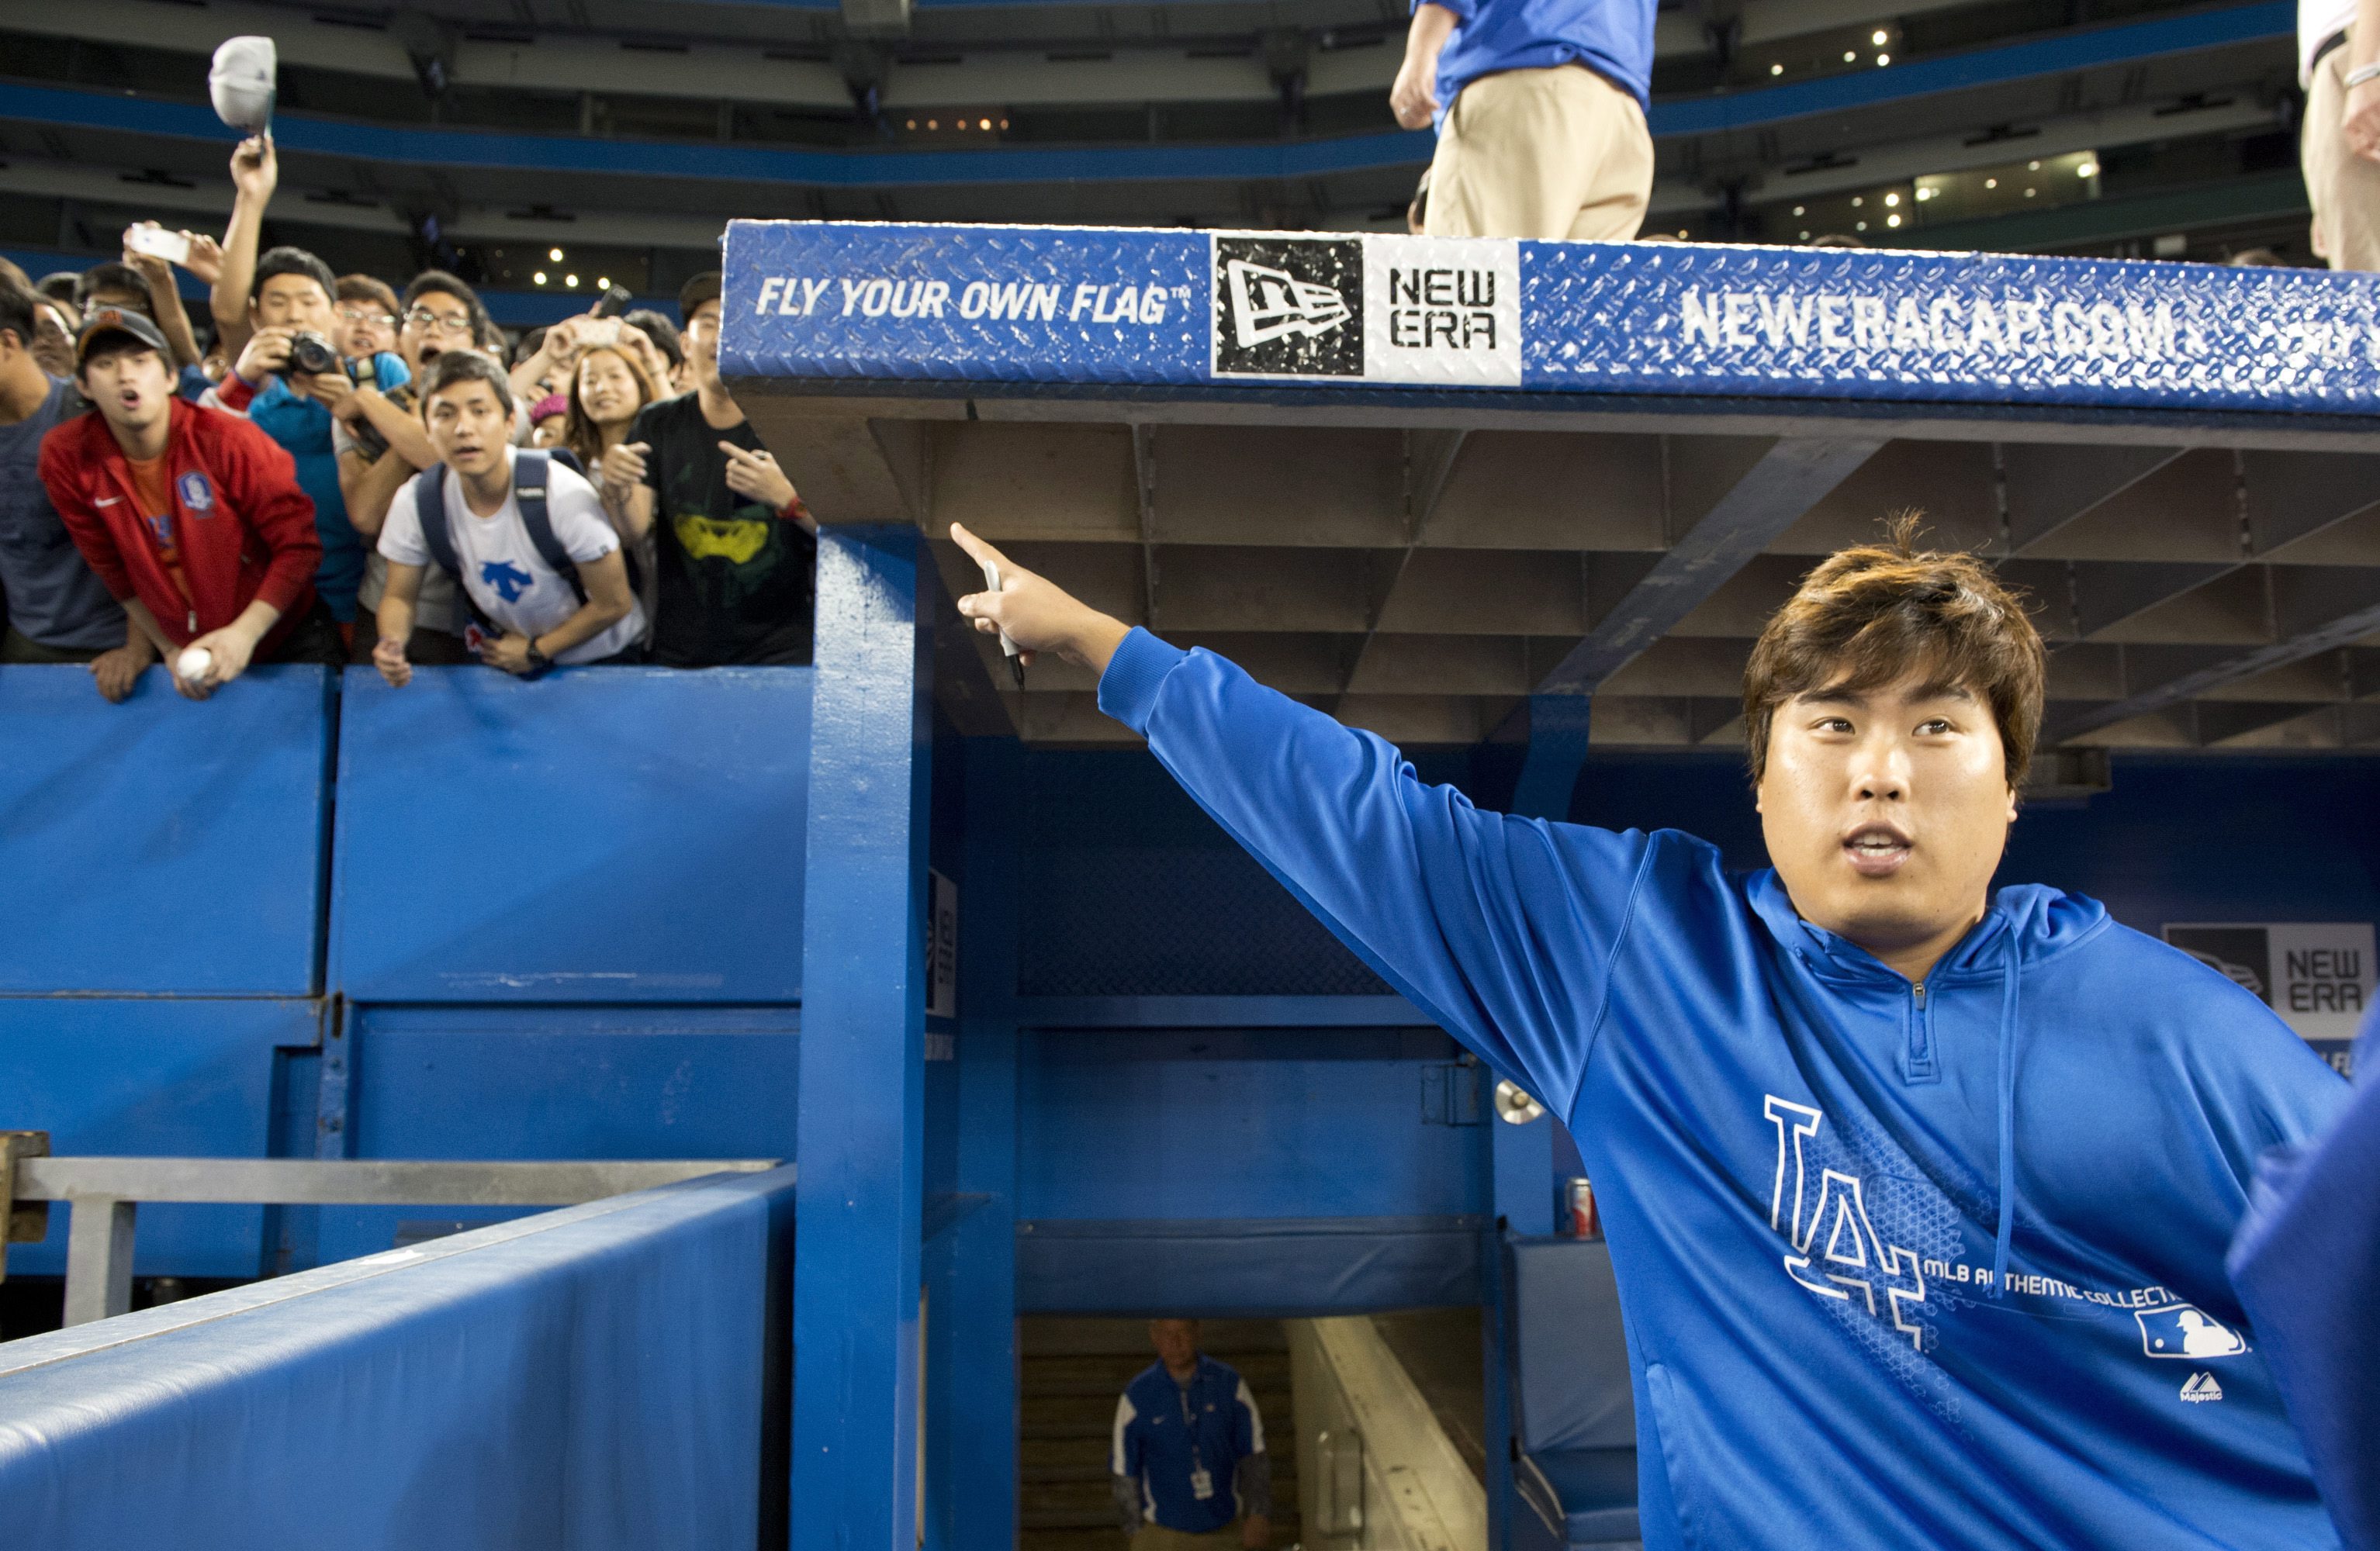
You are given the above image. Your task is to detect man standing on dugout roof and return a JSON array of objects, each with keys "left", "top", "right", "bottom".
[
  {"left": 1390, "top": 0, "right": 1655, "bottom": 241},
  {"left": 950, "top": 518, "right": 2348, "bottom": 1549}
]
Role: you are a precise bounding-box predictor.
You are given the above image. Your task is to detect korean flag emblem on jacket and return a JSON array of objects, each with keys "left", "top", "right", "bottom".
[{"left": 176, "top": 470, "right": 216, "bottom": 514}]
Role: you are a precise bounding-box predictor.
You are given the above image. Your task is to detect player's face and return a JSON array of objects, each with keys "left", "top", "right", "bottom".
[{"left": 1757, "top": 672, "right": 2016, "bottom": 971}]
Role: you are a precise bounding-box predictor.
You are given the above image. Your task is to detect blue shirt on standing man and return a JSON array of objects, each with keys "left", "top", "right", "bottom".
[
  {"left": 1112, "top": 1353, "right": 1268, "bottom": 1535},
  {"left": 1420, "top": 0, "right": 1659, "bottom": 123}
]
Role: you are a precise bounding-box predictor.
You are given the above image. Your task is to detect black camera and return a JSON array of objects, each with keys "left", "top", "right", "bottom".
[{"left": 287, "top": 329, "right": 339, "bottom": 376}]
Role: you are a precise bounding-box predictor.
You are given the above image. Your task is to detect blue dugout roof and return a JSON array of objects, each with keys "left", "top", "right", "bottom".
[{"left": 721, "top": 221, "right": 2380, "bottom": 423}]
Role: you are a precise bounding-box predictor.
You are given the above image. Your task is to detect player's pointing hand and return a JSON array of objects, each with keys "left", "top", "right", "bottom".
[{"left": 950, "top": 522, "right": 1133, "bottom": 674}]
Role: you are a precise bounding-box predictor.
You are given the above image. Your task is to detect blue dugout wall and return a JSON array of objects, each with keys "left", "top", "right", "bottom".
[
  {"left": 4, "top": 582, "right": 2372, "bottom": 1549},
  {"left": 0, "top": 663, "right": 813, "bottom": 1279},
  {"left": 4, "top": 668, "right": 2370, "bottom": 1274}
]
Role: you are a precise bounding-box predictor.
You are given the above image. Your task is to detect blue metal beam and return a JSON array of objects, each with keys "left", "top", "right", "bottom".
[
  {"left": 1534, "top": 437, "right": 1887, "bottom": 698},
  {"left": 796, "top": 528, "right": 934, "bottom": 1551},
  {"left": 1479, "top": 1107, "right": 1556, "bottom": 1551},
  {"left": 926, "top": 737, "right": 1026, "bottom": 1551}
]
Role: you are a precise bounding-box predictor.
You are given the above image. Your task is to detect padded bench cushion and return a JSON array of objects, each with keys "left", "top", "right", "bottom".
[{"left": 1529, "top": 1446, "right": 1641, "bottom": 1544}]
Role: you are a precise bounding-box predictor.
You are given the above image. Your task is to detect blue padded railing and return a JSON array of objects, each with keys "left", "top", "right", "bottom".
[
  {"left": 330, "top": 667, "right": 811, "bottom": 1003},
  {"left": 0, "top": 662, "right": 812, "bottom": 1280},
  {"left": 0, "top": 664, "right": 332, "bottom": 996},
  {"left": 0, "top": 2, "right": 2288, "bottom": 187},
  {"left": 0, "top": 1166, "right": 796, "bottom": 1550},
  {"left": 0, "top": 663, "right": 814, "bottom": 1001}
]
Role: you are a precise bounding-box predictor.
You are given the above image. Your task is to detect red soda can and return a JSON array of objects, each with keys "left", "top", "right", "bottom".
[{"left": 1566, "top": 1176, "right": 1601, "bottom": 1240}]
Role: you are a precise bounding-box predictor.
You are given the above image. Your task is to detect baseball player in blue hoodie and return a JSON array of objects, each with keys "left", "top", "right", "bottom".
[{"left": 952, "top": 517, "right": 2351, "bottom": 1549}]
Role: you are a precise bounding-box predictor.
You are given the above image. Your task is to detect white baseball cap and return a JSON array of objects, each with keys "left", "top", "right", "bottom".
[{"left": 209, "top": 36, "right": 277, "bottom": 134}]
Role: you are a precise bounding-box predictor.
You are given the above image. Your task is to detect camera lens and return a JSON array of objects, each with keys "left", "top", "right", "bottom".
[{"left": 289, "top": 330, "right": 337, "bottom": 375}]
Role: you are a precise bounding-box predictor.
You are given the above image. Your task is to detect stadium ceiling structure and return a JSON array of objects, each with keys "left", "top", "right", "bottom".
[
  {"left": 726, "top": 225, "right": 2380, "bottom": 765},
  {"left": 809, "top": 407, "right": 2380, "bottom": 761},
  {"left": 0, "top": 0, "right": 2318, "bottom": 282}
]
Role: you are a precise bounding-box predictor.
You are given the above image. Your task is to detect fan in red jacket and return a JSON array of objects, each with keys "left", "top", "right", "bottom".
[{"left": 39, "top": 308, "right": 338, "bottom": 700}]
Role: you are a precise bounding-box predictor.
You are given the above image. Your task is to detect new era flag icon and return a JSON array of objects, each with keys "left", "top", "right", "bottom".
[{"left": 1225, "top": 258, "right": 1351, "bottom": 348}]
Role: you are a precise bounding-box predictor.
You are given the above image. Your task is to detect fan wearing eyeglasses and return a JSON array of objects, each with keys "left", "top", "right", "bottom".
[
  {"left": 331, "top": 271, "right": 505, "bottom": 668},
  {"left": 334, "top": 275, "right": 402, "bottom": 361}
]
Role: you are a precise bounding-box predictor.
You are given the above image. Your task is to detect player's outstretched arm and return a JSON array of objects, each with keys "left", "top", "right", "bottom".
[{"left": 953, "top": 523, "right": 1656, "bottom": 1116}]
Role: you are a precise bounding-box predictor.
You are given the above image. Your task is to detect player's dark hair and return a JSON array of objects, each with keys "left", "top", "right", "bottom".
[{"left": 1743, "top": 514, "right": 2046, "bottom": 789}]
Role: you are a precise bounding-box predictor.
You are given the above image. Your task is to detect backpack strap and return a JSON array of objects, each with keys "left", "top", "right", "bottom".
[
  {"left": 413, "top": 468, "right": 461, "bottom": 580},
  {"left": 512, "top": 448, "right": 588, "bottom": 606},
  {"left": 411, "top": 468, "right": 500, "bottom": 637}
]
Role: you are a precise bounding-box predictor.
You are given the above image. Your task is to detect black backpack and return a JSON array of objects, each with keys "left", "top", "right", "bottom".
[{"left": 413, "top": 448, "right": 590, "bottom": 619}]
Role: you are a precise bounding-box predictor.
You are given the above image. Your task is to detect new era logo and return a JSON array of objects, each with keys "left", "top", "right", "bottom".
[
  {"left": 1224, "top": 259, "right": 1350, "bottom": 348},
  {"left": 2180, "top": 1372, "right": 2223, "bottom": 1403},
  {"left": 1212, "top": 235, "right": 1362, "bottom": 378}
]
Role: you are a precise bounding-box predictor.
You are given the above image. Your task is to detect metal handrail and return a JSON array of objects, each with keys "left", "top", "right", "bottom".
[{"left": 1, "top": 1136, "right": 780, "bottom": 1328}]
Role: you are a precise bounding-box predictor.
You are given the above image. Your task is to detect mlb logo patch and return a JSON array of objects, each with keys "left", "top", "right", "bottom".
[
  {"left": 176, "top": 471, "right": 216, "bottom": 514},
  {"left": 2135, "top": 1302, "right": 2245, "bottom": 1360}
]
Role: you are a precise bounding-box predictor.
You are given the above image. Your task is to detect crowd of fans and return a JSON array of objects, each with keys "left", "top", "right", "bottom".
[{"left": 0, "top": 133, "right": 816, "bottom": 703}]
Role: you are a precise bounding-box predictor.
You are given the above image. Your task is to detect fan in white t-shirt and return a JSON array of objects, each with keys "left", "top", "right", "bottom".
[{"left": 371, "top": 354, "right": 644, "bottom": 684}]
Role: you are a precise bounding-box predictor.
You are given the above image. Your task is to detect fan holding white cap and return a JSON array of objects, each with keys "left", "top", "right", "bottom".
[{"left": 209, "top": 36, "right": 277, "bottom": 133}]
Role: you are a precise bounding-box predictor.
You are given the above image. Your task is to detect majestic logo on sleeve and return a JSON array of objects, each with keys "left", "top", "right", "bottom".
[{"left": 1764, "top": 1096, "right": 1929, "bottom": 1348}]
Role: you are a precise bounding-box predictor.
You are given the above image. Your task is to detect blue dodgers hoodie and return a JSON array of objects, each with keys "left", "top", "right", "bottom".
[
  {"left": 1098, "top": 630, "right": 2351, "bottom": 1551},
  {"left": 2229, "top": 1015, "right": 2380, "bottom": 1548}
]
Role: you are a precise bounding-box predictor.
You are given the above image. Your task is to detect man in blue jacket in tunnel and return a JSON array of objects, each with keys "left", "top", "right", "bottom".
[{"left": 951, "top": 518, "right": 2349, "bottom": 1549}]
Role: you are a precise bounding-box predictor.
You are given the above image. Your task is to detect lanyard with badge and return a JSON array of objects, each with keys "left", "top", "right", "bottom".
[{"left": 1181, "top": 1375, "right": 1214, "bottom": 1501}]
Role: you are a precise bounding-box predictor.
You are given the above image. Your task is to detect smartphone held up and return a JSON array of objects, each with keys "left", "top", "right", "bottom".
[{"left": 124, "top": 225, "right": 192, "bottom": 268}]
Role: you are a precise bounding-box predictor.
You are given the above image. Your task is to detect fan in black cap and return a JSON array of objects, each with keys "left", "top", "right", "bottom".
[{"left": 72, "top": 306, "right": 172, "bottom": 370}]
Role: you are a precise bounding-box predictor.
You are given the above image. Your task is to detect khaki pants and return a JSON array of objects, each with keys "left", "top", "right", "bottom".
[
  {"left": 1129, "top": 1522, "right": 1243, "bottom": 1549},
  {"left": 1423, "top": 63, "right": 1653, "bottom": 242},
  {"left": 2303, "top": 40, "right": 2380, "bottom": 270}
]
